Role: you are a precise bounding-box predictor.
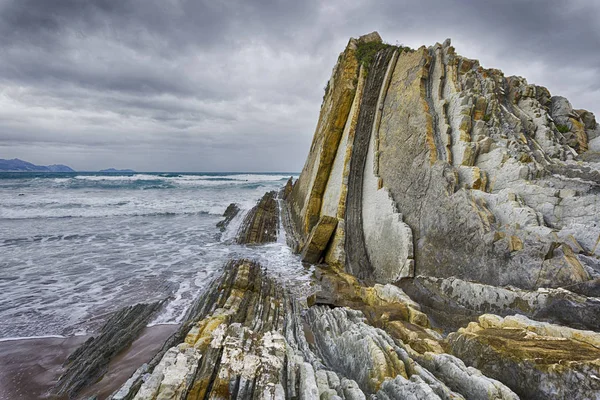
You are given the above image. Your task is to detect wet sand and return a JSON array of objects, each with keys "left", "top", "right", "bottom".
[{"left": 0, "top": 324, "right": 179, "bottom": 400}]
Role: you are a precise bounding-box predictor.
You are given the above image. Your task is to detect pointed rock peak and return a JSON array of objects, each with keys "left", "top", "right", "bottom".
[{"left": 357, "top": 31, "right": 382, "bottom": 44}]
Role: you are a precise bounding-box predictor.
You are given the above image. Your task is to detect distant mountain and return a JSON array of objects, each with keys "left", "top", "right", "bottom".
[
  {"left": 0, "top": 158, "right": 75, "bottom": 172},
  {"left": 99, "top": 168, "right": 136, "bottom": 173}
]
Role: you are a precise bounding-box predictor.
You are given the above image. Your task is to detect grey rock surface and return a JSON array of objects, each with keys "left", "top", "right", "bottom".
[{"left": 52, "top": 301, "right": 163, "bottom": 399}]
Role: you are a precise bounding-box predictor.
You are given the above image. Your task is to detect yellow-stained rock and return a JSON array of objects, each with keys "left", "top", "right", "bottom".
[
  {"left": 301, "top": 215, "right": 338, "bottom": 264},
  {"left": 449, "top": 314, "right": 600, "bottom": 399}
]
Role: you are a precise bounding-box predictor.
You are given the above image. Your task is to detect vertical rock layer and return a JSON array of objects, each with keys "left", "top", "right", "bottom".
[{"left": 287, "top": 33, "right": 600, "bottom": 294}]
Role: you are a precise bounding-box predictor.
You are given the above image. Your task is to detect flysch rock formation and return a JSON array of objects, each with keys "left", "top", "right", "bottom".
[
  {"left": 287, "top": 32, "right": 600, "bottom": 292},
  {"left": 110, "top": 259, "right": 523, "bottom": 400},
  {"left": 283, "top": 31, "right": 600, "bottom": 398},
  {"left": 236, "top": 191, "right": 279, "bottom": 244},
  {"left": 51, "top": 301, "right": 164, "bottom": 399},
  {"left": 68, "top": 32, "right": 600, "bottom": 400}
]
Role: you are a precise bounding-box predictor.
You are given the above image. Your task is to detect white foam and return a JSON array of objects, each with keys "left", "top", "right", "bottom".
[
  {"left": 0, "top": 172, "right": 309, "bottom": 340},
  {"left": 0, "top": 334, "right": 66, "bottom": 342}
]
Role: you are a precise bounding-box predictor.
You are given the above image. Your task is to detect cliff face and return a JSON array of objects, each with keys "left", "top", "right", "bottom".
[{"left": 288, "top": 33, "right": 600, "bottom": 293}]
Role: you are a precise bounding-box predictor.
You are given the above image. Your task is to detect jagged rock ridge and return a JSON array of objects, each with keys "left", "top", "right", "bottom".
[{"left": 287, "top": 32, "right": 600, "bottom": 293}]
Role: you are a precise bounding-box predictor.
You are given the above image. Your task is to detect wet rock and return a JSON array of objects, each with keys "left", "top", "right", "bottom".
[
  {"left": 236, "top": 191, "right": 279, "bottom": 244},
  {"left": 282, "top": 176, "right": 294, "bottom": 200},
  {"left": 52, "top": 301, "right": 163, "bottom": 399},
  {"left": 216, "top": 203, "right": 240, "bottom": 232},
  {"left": 448, "top": 314, "right": 600, "bottom": 399}
]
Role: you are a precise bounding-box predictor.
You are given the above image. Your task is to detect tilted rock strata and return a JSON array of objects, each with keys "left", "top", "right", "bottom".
[
  {"left": 286, "top": 32, "right": 600, "bottom": 295},
  {"left": 236, "top": 191, "right": 279, "bottom": 244},
  {"left": 52, "top": 301, "right": 163, "bottom": 399},
  {"left": 110, "top": 260, "right": 525, "bottom": 400},
  {"left": 448, "top": 314, "right": 600, "bottom": 399},
  {"left": 216, "top": 203, "right": 240, "bottom": 232},
  {"left": 399, "top": 275, "right": 600, "bottom": 333}
]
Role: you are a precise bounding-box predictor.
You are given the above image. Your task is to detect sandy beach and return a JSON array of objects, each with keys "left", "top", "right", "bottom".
[{"left": 0, "top": 324, "right": 178, "bottom": 400}]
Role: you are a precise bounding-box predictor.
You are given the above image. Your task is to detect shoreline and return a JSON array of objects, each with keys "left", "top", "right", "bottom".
[{"left": 0, "top": 324, "right": 178, "bottom": 400}]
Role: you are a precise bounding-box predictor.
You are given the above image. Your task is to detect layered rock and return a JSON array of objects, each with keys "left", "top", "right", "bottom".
[
  {"left": 216, "top": 203, "right": 240, "bottom": 232},
  {"left": 286, "top": 33, "right": 600, "bottom": 295},
  {"left": 111, "top": 259, "right": 522, "bottom": 400},
  {"left": 52, "top": 301, "right": 163, "bottom": 399},
  {"left": 448, "top": 314, "right": 600, "bottom": 399},
  {"left": 283, "top": 31, "right": 600, "bottom": 399},
  {"left": 236, "top": 191, "right": 279, "bottom": 244},
  {"left": 399, "top": 275, "right": 600, "bottom": 333},
  {"left": 84, "top": 32, "right": 600, "bottom": 400}
]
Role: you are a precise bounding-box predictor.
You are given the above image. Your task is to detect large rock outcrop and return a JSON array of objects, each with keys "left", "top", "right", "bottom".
[
  {"left": 286, "top": 33, "right": 600, "bottom": 294},
  {"left": 282, "top": 32, "right": 600, "bottom": 399}
]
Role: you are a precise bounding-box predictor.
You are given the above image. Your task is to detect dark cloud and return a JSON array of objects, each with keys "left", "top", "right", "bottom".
[{"left": 0, "top": 0, "right": 598, "bottom": 171}]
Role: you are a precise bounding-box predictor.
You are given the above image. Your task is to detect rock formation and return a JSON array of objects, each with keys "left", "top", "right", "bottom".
[
  {"left": 110, "top": 260, "right": 523, "bottom": 400},
  {"left": 72, "top": 32, "right": 600, "bottom": 399},
  {"left": 216, "top": 203, "right": 240, "bottom": 232},
  {"left": 236, "top": 191, "right": 279, "bottom": 244},
  {"left": 51, "top": 301, "right": 163, "bottom": 399},
  {"left": 283, "top": 32, "right": 600, "bottom": 398},
  {"left": 287, "top": 33, "right": 600, "bottom": 294}
]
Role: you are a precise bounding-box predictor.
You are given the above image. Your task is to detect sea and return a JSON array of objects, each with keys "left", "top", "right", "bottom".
[{"left": 0, "top": 172, "right": 308, "bottom": 341}]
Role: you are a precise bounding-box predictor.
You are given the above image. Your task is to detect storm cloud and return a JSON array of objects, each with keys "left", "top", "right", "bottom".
[{"left": 0, "top": 0, "right": 598, "bottom": 171}]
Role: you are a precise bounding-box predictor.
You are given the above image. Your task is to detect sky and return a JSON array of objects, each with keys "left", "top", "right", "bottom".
[{"left": 0, "top": 0, "right": 598, "bottom": 172}]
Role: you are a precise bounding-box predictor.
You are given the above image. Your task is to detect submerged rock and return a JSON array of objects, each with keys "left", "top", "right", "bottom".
[
  {"left": 51, "top": 301, "right": 163, "bottom": 399},
  {"left": 236, "top": 191, "right": 279, "bottom": 244},
  {"left": 216, "top": 203, "right": 240, "bottom": 232}
]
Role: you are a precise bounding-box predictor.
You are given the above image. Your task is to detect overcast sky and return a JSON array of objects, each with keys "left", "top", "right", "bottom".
[{"left": 0, "top": 0, "right": 598, "bottom": 172}]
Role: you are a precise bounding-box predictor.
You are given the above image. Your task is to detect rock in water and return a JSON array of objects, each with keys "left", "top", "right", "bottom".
[
  {"left": 281, "top": 176, "right": 294, "bottom": 200},
  {"left": 51, "top": 301, "right": 163, "bottom": 399},
  {"left": 236, "top": 191, "right": 279, "bottom": 244},
  {"left": 216, "top": 203, "right": 240, "bottom": 232}
]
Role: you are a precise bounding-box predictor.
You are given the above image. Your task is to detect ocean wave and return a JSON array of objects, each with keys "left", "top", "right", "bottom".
[
  {"left": 0, "top": 209, "right": 215, "bottom": 221},
  {"left": 31, "top": 173, "right": 294, "bottom": 190}
]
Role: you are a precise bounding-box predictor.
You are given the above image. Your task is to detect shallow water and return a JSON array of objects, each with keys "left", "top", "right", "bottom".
[{"left": 0, "top": 172, "right": 309, "bottom": 339}]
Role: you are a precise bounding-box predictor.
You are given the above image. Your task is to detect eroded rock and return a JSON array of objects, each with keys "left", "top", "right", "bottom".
[
  {"left": 236, "top": 191, "right": 279, "bottom": 244},
  {"left": 52, "top": 301, "right": 163, "bottom": 399},
  {"left": 448, "top": 314, "right": 600, "bottom": 399},
  {"left": 216, "top": 203, "right": 240, "bottom": 232}
]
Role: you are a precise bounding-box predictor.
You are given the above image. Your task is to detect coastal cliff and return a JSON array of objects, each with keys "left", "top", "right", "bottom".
[
  {"left": 52, "top": 33, "right": 600, "bottom": 399},
  {"left": 283, "top": 32, "right": 600, "bottom": 398},
  {"left": 288, "top": 32, "right": 600, "bottom": 293}
]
